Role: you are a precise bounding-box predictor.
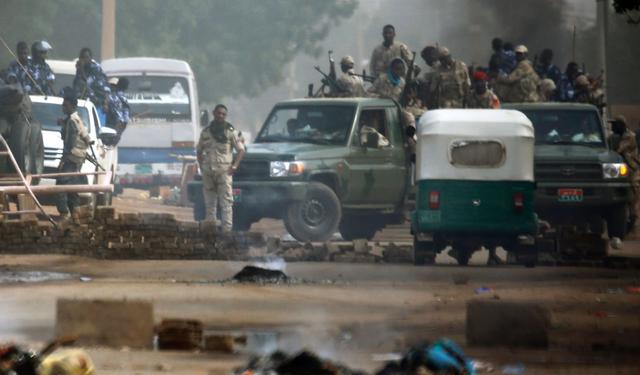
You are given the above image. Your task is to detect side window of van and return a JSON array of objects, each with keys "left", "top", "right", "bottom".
[{"left": 449, "top": 140, "right": 505, "bottom": 167}]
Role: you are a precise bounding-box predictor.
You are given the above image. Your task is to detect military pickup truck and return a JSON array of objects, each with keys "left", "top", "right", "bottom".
[
  {"left": 188, "top": 98, "right": 413, "bottom": 241},
  {"left": 504, "top": 103, "right": 631, "bottom": 250}
]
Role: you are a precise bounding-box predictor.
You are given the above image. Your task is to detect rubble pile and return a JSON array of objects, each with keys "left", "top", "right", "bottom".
[
  {"left": 232, "top": 265, "right": 289, "bottom": 283},
  {"left": 0, "top": 205, "right": 414, "bottom": 263}
]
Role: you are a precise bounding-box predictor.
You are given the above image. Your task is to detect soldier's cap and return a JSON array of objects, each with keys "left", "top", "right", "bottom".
[
  {"left": 575, "top": 74, "right": 589, "bottom": 86},
  {"left": 473, "top": 71, "right": 488, "bottom": 82},
  {"left": 108, "top": 77, "right": 119, "bottom": 85},
  {"left": 438, "top": 47, "right": 450, "bottom": 57},
  {"left": 340, "top": 55, "right": 355, "bottom": 65},
  {"left": 608, "top": 115, "right": 627, "bottom": 125},
  {"left": 33, "top": 40, "right": 52, "bottom": 52},
  {"left": 514, "top": 44, "right": 528, "bottom": 54}
]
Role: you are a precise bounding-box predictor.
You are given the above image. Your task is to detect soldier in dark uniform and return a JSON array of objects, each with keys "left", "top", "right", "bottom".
[
  {"left": 73, "top": 48, "right": 110, "bottom": 116},
  {"left": 27, "top": 41, "right": 55, "bottom": 95},
  {"left": 7, "top": 41, "right": 31, "bottom": 91}
]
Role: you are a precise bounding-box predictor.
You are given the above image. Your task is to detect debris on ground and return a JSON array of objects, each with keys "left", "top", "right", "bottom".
[
  {"left": 157, "top": 319, "right": 203, "bottom": 350},
  {"left": 474, "top": 287, "right": 492, "bottom": 294},
  {"left": 232, "top": 265, "right": 289, "bottom": 284}
]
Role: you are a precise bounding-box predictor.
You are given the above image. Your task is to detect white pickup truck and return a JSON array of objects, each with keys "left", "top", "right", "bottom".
[{"left": 30, "top": 95, "right": 119, "bottom": 205}]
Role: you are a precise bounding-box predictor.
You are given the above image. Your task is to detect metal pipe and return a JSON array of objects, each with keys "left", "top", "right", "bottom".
[
  {"left": 0, "top": 134, "right": 55, "bottom": 225},
  {"left": 30, "top": 171, "right": 109, "bottom": 179},
  {"left": 0, "top": 184, "right": 113, "bottom": 195}
]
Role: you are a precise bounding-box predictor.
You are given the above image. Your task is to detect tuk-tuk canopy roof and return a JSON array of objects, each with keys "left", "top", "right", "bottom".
[{"left": 416, "top": 109, "right": 535, "bottom": 182}]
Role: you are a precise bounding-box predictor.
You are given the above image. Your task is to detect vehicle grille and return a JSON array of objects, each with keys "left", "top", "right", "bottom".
[
  {"left": 44, "top": 146, "right": 62, "bottom": 161},
  {"left": 535, "top": 163, "right": 602, "bottom": 181},
  {"left": 235, "top": 160, "right": 270, "bottom": 180}
]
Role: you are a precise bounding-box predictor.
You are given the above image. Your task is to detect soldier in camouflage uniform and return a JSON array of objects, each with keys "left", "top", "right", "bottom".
[
  {"left": 574, "top": 74, "right": 605, "bottom": 113},
  {"left": 57, "top": 92, "right": 91, "bottom": 217},
  {"left": 610, "top": 116, "right": 640, "bottom": 229},
  {"left": 369, "top": 24, "right": 413, "bottom": 78},
  {"left": 197, "top": 104, "right": 245, "bottom": 232},
  {"left": 432, "top": 47, "right": 470, "bottom": 108},
  {"left": 27, "top": 41, "right": 55, "bottom": 96},
  {"left": 336, "top": 55, "right": 365, "bottom": 97},
  {"left": 466, "top": 71, "right": 500, "bottom": 109},
  {"left": 367, "top": 58, "right": 406, "bottom": 101},
  {"left": 496, "top": 45, "right": 540, "bottom": 103}
]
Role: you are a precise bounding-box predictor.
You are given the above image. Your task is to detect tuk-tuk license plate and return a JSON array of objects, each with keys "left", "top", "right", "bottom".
[
  {"left": 233, "top": 188, "right": 241, "bottom": 203},
  {"left": 557, "top": 188, "right": 583, "bottom": 202}
]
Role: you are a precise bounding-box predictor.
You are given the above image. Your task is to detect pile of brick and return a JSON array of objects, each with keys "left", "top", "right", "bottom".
[{"left": 0, "top": 205, "right": 414, "bottom": 263}]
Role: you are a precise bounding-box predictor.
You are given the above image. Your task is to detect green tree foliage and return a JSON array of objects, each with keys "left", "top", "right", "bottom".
[{"left": 1, "top": 0, "right": 356, "bottom": 101}]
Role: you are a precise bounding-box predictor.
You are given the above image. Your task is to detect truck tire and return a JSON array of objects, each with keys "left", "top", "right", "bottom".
[
  {"left": 607, "top": 204, "right": 628, "bottom": 240},
  {"left": 7, "top": 114, "right": 31, "bottom": 175},
  {"left": 339, "top": 215, "right": 381, "bottom": 240},
  {"left": 413, "top": 236, "right": 436, "bottom": 265},
  {"left": 454, "top": 246, "right": 472, "bottom": 266},
  {"left": 284, "top": 182, "right": 341, "bottom": 242},
  {"left": 233, "top": 207, "right": 252, "bottom": 231},
  {"left": 193, "top": 195, "right": 206, "bottom": 221},
  {"left": 29, "top": 118, "right": 44, "bottom": 181}
]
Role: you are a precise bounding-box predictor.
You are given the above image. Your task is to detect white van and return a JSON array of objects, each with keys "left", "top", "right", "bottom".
[
  {"left": 30, "top": 95, "right": 118, "bottom": 205},
  {"left": 47, "top": 59, "right": 76, "bottom": 94}
]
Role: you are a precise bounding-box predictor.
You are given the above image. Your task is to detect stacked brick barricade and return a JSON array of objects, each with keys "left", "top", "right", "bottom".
[{"left": 0, "top": 206, "right": 415, "bottom": 263}]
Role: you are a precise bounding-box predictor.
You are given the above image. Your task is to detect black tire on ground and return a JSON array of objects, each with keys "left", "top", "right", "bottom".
[
  {"left": 7, "top": 112, "right": 32, "bottom": 175},
  {"left": 607, "top": 205, "right": 628, "bottom": 240},
  {"left": 284, "top": 182, "right": 341, "bottom": 242},
  {"left": 339, "top": 215, "right": 381, "bottom": 240},
  {"left": 455, "top": 247, "right": 472, "bottom": 266},
  {"left": 413, "top": 236, "right": 436, "bottom": 265},
  {"left": 193, "top": 196, "right": 206, "bottom": 221},
  {"left": 233, "top": 207, "right": 252, "bottom": 231},
  {"left": 29, "top": 118, "right": 44, "bottom": 184},
  {"left": 515, "top": 244, "right": 538, "bottom": 268}
]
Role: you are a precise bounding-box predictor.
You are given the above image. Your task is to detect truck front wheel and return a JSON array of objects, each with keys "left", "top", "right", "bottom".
[
  {"left": 607, "top": 204, "right": 628, "bottom": 240},
  {"left": 284, "top": 183, "right": 341, "bottom": 242}
]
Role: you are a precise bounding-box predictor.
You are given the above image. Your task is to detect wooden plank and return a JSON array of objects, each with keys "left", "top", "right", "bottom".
[{"left": 17, "top": 194, "right": 37, "bottom": 221}]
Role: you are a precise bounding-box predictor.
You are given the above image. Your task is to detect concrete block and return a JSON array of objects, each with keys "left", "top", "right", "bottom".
[
  {"left": 353, "top": 239, "right": 369, "bottom": 254},
  {"left": 466, "top": 300, "right": 551, "bottom": 348},
  {"left": 56, "top": 299, "right": 154, "bottom": 348}
]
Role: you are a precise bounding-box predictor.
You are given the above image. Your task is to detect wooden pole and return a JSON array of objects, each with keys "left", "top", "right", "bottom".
[{"left": 101, "top": 0, "right": 116, "bottom": 59}]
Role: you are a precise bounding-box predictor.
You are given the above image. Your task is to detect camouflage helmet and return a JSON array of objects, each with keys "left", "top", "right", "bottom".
[
  {"left": 539, "top": 78, "right": 556, "bottom": 93},
  {"left": 575, "top": 74, "right": 589, "bottom": 86},
  {"left": 340, "top": 55, "right": 355, "bottom": 66},
  {"left": 32, "top": 40, "right": 52, "bottom": 52}
]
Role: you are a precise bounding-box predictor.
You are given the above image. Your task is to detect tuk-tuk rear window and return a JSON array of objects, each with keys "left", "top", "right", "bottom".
[{"left": 449, "top": 140, "right": 505, "bottom": 167}]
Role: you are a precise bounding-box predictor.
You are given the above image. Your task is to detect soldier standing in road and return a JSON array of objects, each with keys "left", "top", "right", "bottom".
[
  {"left": 434, "top": 47, "right": 470, "bottom": 108},
  {"left": 369, "top": 24, "right": 413, "bottom": 78},
  {"left": 496, "top": 45, "right": 540, "bottom": 103},
  {"left": 197, "top": 104, "right": 245, "bottom": 232},
  {"left": 27, "top": 41, "right": 55, "bottom": 95},
  {"left": 56, "top": 91, "right": 91, "bottom": 218},
  {"left": 610, "top": 116, "right": 640, "bottom": 230},
  {"left": 336, "top": 55, "right": 365, "bottom": 97},
  {"left": 467, "top": 71, "right": 500, "bottom": 109},
  {"left": 367, "top": 58, "right": 406, "bottom": 101},
  {"left": 7, "top": 42, "right": 31, "bottom": 92}
]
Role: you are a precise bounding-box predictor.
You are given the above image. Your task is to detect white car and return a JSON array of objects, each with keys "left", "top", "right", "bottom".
[{"left": 30, "top": 95, "right": 118, "bottom": 205}]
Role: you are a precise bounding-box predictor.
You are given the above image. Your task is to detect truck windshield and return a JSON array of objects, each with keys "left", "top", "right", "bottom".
[
  {"left": 521, "top": 109, "right": 605, "bottom": 147},
  {"left": 256, "top": 105, "right": 356, "bottom": 145},
  {"left": 122, "top": 76, "right": 191, "bottom": 121},
  {"left": 32, "top": 101, "right": 91, "bottom": 133}
]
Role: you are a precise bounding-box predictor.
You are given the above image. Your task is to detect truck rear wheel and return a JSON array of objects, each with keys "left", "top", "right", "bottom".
[
  {"left": 7, "top": 114, "right": 32, "bottom": 175},
  {"left": 284, "top": 182, "right": 341, "bottom": 242},
  {"left": 607, "top": 204, "right": 628, "bottom": 240},
  {"left": 339, "top": 215, "right": 381, "bottom": 240},
  {"left": 413, "top": 236, "right": 436, "bottom": 265}
]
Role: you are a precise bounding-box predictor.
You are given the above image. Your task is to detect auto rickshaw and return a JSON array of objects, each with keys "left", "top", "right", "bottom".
[{"left": 411, "top": 109, "right": 538, "bottom": 266}]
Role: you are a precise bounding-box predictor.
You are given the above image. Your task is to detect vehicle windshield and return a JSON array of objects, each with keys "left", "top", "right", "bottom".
[
  {"left": 256, "top": 105, "right": 356, "bottom": 145},
  {"left": 521, "top": 109, "right": 605, "bottom": 147},
  {"left": 52, "top": 73, "right": 75, "bottom": 96},
  {"left": 31, "top": 101, "right": 91, "bottom": 133},
  {"left": 121, "top": 75, "right": 191, "bottom": 121}
]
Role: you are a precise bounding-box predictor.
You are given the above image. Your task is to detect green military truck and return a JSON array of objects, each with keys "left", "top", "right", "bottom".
[
  {"left": 504, "top": 103, "right": 632, "bottom": 256},
  {"left": 188, "top": 98, "right": 413, "bottom": 241}
]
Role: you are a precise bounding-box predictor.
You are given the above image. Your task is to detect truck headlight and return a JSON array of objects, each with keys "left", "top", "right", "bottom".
[
  {"left": 602, "top": 163, "right": 629, "bottom": 179},
  {"left": 270, "top": 161, "right": 305, "bottom": 177}
]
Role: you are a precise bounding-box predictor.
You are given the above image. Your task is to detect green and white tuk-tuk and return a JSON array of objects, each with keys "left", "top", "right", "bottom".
[{"left": 411, "top": 109, "right": 538, "bottom": 266}]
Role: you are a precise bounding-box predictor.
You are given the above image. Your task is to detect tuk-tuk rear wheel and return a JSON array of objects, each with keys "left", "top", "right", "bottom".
[{"left": 413, "top": 236, "right": 436, "bottom": 265}]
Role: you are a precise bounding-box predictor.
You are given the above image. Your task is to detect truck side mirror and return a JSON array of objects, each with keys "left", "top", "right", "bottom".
[
  {"left": 406, "top": 125, "right": 416, "bottom": 138},
  {"left": 200, "top": 110, "right": 209, "bottom": 127},
  {"left": 98, "top": 127, "right": 119, "bottom": 147}
]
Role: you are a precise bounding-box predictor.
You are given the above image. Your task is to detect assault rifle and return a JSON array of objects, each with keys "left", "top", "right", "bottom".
[
  {"left": 314, "top": 66, "right": 341, "bottom": 96},
  {"left": 349, "top": 69, "right": 377, "bottom": 83},
  {"left": 400, "top": 51, "right": 417, "bottom": 107}
]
